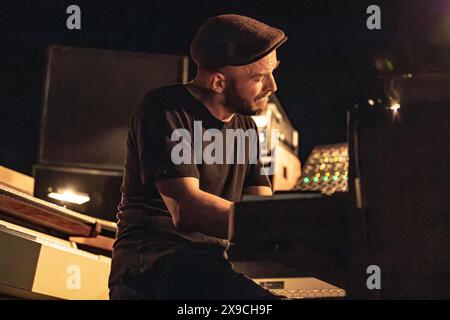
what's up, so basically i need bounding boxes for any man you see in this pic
[109,14,287,299]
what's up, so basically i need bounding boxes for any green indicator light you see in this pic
[313,177,319,182]
[303,177,310,183]
[333,176,338,181]
[343,176,348,180]
[323,176,329,182]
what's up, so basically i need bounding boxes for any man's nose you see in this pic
[266,73,277,93]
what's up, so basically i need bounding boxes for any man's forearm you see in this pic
[180,190,232,239]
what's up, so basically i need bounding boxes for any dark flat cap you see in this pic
[191,14,287,70]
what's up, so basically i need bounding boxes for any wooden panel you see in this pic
[0,194,92,237]
[0,166,34,195]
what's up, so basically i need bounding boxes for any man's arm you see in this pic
[243,186,273,196]
[155,177,232,239]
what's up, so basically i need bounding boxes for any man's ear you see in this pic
[210,73,226,94]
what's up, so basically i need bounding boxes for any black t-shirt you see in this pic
[113,84,270,269]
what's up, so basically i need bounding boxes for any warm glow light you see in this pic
[48,189,90,205]
[390,102,400,113]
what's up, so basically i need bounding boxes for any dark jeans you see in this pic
[109,247,281,300]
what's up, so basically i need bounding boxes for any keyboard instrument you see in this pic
[253,277,346,299]
[0,219,110,299]
[0,184,116,237]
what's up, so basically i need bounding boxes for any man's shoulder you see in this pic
[135,83,193,118]
[132,84,194,129]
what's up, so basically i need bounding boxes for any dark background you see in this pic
[1,0,449,175]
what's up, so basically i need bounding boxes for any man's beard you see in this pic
[223,81,270,116]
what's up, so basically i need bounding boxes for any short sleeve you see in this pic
[133,92,199,184]
[243,118,272,189]
[243,158,272,188]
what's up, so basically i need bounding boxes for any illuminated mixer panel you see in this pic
[295,143,349,195]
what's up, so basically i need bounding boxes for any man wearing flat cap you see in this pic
[109,14,287,299]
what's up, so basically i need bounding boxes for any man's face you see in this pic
[222,50,280,116]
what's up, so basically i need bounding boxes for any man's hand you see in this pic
[155,177,232,239]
